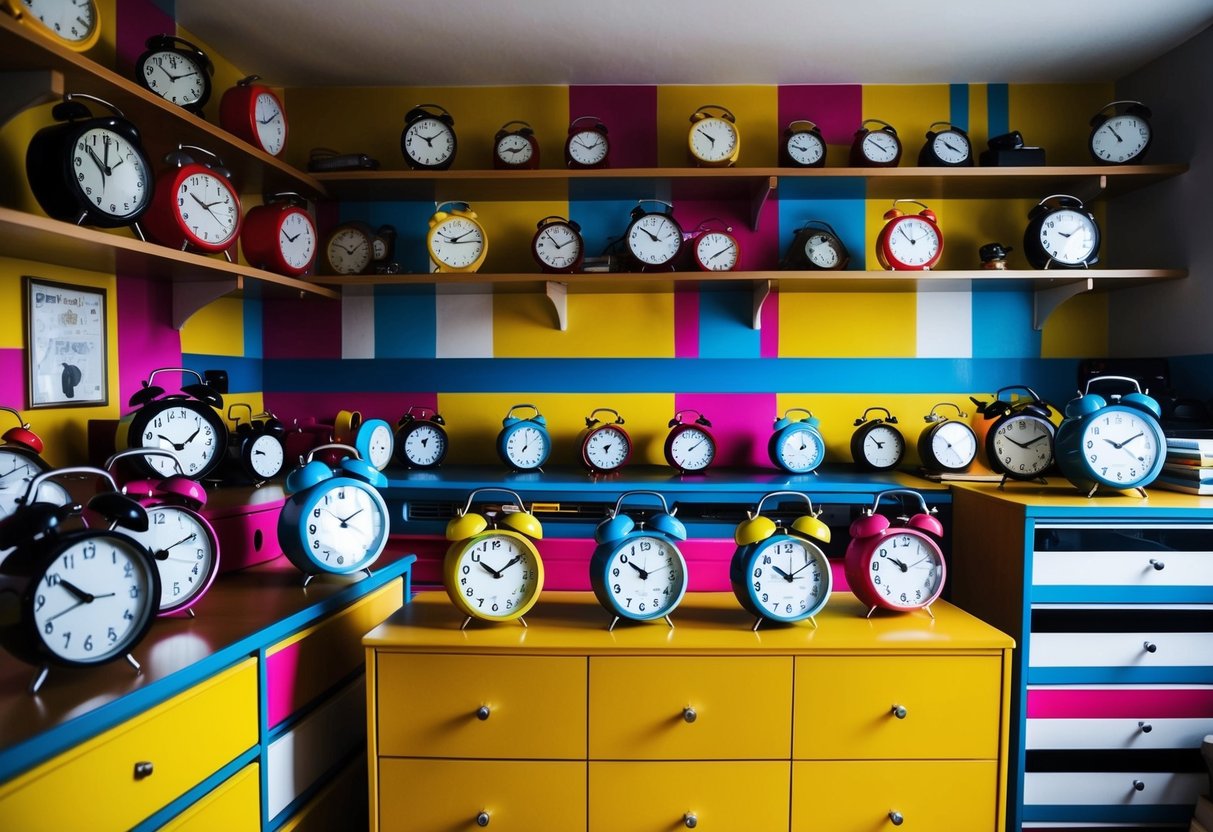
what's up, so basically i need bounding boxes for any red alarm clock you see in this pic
[240,192,317,276]
[844,489,945,617]
[579,408,632,474]
[493,120,540,169]
[0,406,54,522]
[875,199,943,270]
[664,409,716,473]
[219,75,287,156]
[564,116,609,169]
[143,145,241,256]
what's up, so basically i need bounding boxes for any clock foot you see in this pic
[924,604,936,620]
[1086,483,1100,498]
[302,574,316,588]
[362,567,374,578]
[865,605,878,619]
[608,615,621,632]
[997,475,1009,490]
[1135,486,1148,498]
[460,616,473,631]
[665,615,675,630]
[75,210,89,226]
[28,665,49,696]
[753,617,763,632]
[808,615,818,629]
[518,616,528,629]
[125,653,142,674]
[186,608,196,619]
[223,248,234,264]
[132,222,147,242]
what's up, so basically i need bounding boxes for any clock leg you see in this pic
[924,604,936,620]
[665,615,675,630]
[223,249,234,264]
[865,605,879,619]
[302,574,316,588]
[125,653,142,674]
[608,615,621,632]
[752,617,763,632]
[807,615,818,629]
[186,608,196,619]
[1086,483,1100,498]
[460,615,473,631]
[28,664,49,696]
[362,567,374,578]
[997,475,1009,491]
[518,616,528,628]
[132,222,147,242]
[1134,486,1148,498]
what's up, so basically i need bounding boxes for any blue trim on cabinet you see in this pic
[1032,585,1213,604]
[130,746,260,832]
[1021,803,1192,824]
[1027,666,1213,685]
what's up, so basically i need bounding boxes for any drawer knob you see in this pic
[476,810,490,827]
[476,705,491,721]
[891,704,908,720]
[1149,558,1165,571]
[682,707,697,724]
[1144,641,1158,654]
[889,810,905,825]
[1133,779,1146,792]
[133,761,154,780]
[1139,721,1153,733]
[683,812,698,828]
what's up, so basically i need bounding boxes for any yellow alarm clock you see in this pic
[3,0,101,51]
[426,200,488,273]
[688,105,740,167]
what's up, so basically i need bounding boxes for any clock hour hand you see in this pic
[282,230,301,242]
[1108,125,1124,142]
[899,226,915,244]
[478,559,503,579]
[886,557,909,572]
[627,559,649,580]
[85,145,108,180]
[157,433,187,452]
[258,111,281,125]
[696,128,716,145]
[771,564,794,582]
[58,578,95,604]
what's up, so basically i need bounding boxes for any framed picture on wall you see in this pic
[23,277,109,409]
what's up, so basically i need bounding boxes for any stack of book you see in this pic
[1155,437,1213,495]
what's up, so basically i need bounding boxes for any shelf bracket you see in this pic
[172,276,243,330]
[545,280,568,331]
[749,176,777,231]
[0,69,63,126]
[752,279,772,330]
[1033,277,1093,330]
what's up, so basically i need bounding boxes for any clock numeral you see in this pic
[44,572,61,587]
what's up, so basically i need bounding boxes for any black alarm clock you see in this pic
[134,34,214,116]
[1023,194,1100,270]
[114,368,228,481]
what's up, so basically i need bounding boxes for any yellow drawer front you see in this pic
[0,659,258,832]
[589,656,792,760]
[379,758,585,832]
[794,655,1002,759]
[793,759,999,831]
[589,761,789,832]
[160,762,260,832]
[376,654,586,759]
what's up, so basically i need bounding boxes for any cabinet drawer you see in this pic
[794,655,1002,759]
[0,658,257,832]
[160,762,260,832]
[1030,631,1213,669]
[589,761,788,832]
[277,753,366,832]
[1024,770,1205,809]
[589,656,791,760]
[376,654,586,759]
[379,759,585,832]
[793,760,999,831]
[1034,549,1213,590]
[1027,686,1213,750]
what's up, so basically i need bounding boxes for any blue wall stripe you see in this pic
[1028,666,1213,684]
[988,83,1010,138]
[374,284,437,358]
[698,284,760,357]
[949,83,969,132]
[973,290,1040,358]
[340,200,437,275]
[568,197,643,260]
[183,354,263,393]
[242,296,263,359]
[776,183,867,271]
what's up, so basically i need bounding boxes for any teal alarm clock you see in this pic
[278,443,389,584]
[590,490,689,630]
[768,407,826,474]
[353,417,394,471]
[730,491,832,629]
[496,404,551,471]
[1054,375,1165,497]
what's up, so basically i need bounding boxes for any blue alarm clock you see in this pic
[590,490,689,630]
[730,490,833,629]
[1054,375,1165,498]
[278,443,389,585]
[768,407,826,474]
[353,417,395,471]
[496,403,551,471]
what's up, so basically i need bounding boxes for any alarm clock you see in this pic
[278,443,389,583]
[531,215,584,274]
[730,490,832,629]
[401,103,457,170]
[590,490,688,630]
[768,407,826,475]
[394,406,448,469]
[664,409,715,473]
[850,119,902,167]
[443,488,544,628]
[691,218,740,272]
[1089,100,1152,165]
[0,407,68,522]
[783,221,850,271]
[917,402,977,474]
[0,467,157,694]
[564,115,609,169]
[625,200,684,270]
[323,220,376,275]
[134,34,213,116]
[844,489,946,617]
[219,75,287,156]
[1054,375,1165,497]
[223,403,286,483]
[369,224,397,269]
[497,404,551,471]
[427,201,488,273]
[26,93,154,231]
[875,199,943,270]
[143,144,241,256]
[688,104,740,167]
[579,408,632,474]
[780,120,826,168]
[850,407,905,472]
[353,418,394,472]
[918,121,973,167]
[977,385,1056,483]
[2,0,100,51]
[240,192,317,276]
[493,120,539,169]
[114,368,228,481]
[1023,194,1100,270]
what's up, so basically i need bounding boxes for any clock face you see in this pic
[452,532,540,619]
[786,131,824,166]
[931,130,970,164]
[567,129,608,166]
[495,133,533,166]
[668,426,714,471]
[1079,408,1161,487]
[602,535,686,619]
[804,233,843,269]
[503,424,549,470]
[869,531,944,610]
[1038,209,1098,266]
[925,420,976,471]
[138,405,221,477]
[695,232,739,271]
[402,423,447,468]
[251,92,286,155]
[775,427,824,473]
[326,226,371,274]
[404,117,456,168]
[248,433,284,479]
[689,117,738,164]
[748,536,829,621]
[534,222,583,271]
[627,213,682,266]
[372,237,388,260]
[430,216,485,270]
[72,127,151,220]
[1091,114,1150,163]
[278,210,316,270]
[21,0,97,45]
[304,482,386,570]
[176,170,239,247]
[33,535,156,663]
[991,415,1054,478]
[0,451,67,522]
[885,217,941,268]
[860,424,904,470]
[362,423,394,470]
[584,426,630,472]
[126,506,216,612]
[140,50,206,107]
[860,130,899,164]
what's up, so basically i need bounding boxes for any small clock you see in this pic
[401,103,457,171]
[625,200,684,270]
[1054,375,1165,497]
[497,404,551,472]
[768,407,826,475]
[730,490,832,629]
[0,407,68,522]
[493,120,539,169]
[850,407,905,472]
[665,409,715,473]
[224,403,286,484]
[781,120,826,168]
[917,402,977,474]
[850,119,902,167]
[353,418,394,472]
[219,75,287,156]
[115,368,228,481]
[240,192,317,277]
[134,35,213,116]
[688,104,740,167]
[691,218,740,272]
[324,220,376,275]
[918,121,973,167]
[1023,194,1100,270]
[564,116,609,169]
[844,489,946,617]
[2,0,100,51]
[26,93,154,231]
[977,386,1056,483]
[875,199,943,270]
[579,408,632,474]
[532,215,584,274]
[1089,100,1152,165]
[427,200,488,273]
[783,221,850,271]
[590,491,688,630]
[143,144,241,256]
[369,224,397,268]
[394,406,448,470]
[443,488,544,628]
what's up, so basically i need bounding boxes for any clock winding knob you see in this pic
[133,761,154,780]
[891,704,908,719]
[1133,779,1146,792]
[1149,559,1165,571]
[889,810,905,825]
[476,810,491,826]
[682,707,698,724]
[1139,721,1153,733]
[1144,641,1158,654]
[683,812,698,828]
[476,705,491,721]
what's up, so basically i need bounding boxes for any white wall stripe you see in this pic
[916,278,972,357]
[436,288,494,358]
[341,285,376,359]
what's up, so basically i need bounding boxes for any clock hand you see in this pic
[696,128,716,145]
[627,560,649,580]
[418,132,438,146]
[282,230,301,242]
[500,555,522,571]
[636,226,660,243]
[789,560,817,578]
[1108,125,1124,142]
[886,557,909,572]
[336,508,365,526]
[184,426,202,444]
[771,564,794,582]
[85,145,108,181]
[157,433,187,452]
[153,533,198,560]
[1023,435,1048,446]
[58,578,95,604]
[872,438,885,448]
[258,111,281,125]
[708,244,734,261]
[906,557,932,569]
[101,135,111,172]
[899,226,914,243]
[45,598,87,623]
[478,559,504,579]
[942,139,962,153]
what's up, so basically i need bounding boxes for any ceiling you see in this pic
[178,1,1213,88]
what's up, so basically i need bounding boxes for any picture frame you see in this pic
[23,277,109,409]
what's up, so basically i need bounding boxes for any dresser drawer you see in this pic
[793,760,999,831]
[376,654,586,759]
[160,762,260,832]
[0,658,258,832]
[1034,549,1213,590]
[1027,685,1213,749]
[1024,769,1205,810]
[589,656,792,760]
[794,655,1002,759]
[589,761,788,832]
[379,759,585,832]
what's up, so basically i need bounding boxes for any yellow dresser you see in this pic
[365,591,1014,831]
